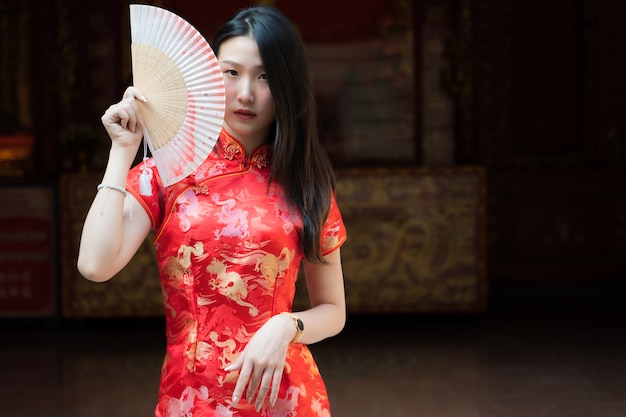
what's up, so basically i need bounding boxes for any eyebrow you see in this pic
[220,60,265,70]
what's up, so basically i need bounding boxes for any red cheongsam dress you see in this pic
[126,129,347,417]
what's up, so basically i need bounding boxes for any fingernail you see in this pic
[232,395,239,406]
[140,94,148,102]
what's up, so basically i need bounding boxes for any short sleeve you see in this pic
[320,191,347,255]
[126,158,164,230]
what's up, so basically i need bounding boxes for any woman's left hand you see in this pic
[225,313,296,411]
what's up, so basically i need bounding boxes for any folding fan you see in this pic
[129,4,225,187]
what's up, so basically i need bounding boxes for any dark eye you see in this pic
[225,69,238,76]
[259,73,268,80]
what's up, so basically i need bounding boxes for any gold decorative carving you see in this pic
[294,166,487,313]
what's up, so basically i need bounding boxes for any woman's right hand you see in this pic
[77,86,153,283]
[101,86,147,150]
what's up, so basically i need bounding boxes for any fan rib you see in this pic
[130,4,225,186]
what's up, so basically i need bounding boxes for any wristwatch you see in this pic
[281,312,304,343]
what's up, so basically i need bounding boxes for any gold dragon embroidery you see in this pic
[254,247,294,286]
[206,259,259,317]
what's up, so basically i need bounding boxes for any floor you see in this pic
[1,310,625,417]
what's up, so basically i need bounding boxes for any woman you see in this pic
[77,5,347,417]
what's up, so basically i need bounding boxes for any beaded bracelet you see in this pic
[97,183,127,196]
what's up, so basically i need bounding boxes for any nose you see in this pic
[237,78,254,104]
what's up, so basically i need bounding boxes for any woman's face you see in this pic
[218,36,276,153]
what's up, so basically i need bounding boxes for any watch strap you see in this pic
[281,312,304,343]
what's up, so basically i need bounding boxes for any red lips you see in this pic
[234,109,256,119]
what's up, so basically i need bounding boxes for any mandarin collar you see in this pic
[218,130,272,169]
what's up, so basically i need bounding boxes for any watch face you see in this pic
[296,318,304,331]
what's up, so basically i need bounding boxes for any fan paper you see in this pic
[129,4,225,187]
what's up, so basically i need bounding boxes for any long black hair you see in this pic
[213,6,335,264]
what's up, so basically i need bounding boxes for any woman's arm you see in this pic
[226,247,346,410]
[295,247,347,343]
[76,87,153,282]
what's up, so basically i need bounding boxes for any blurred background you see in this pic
[1,0,625,416]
